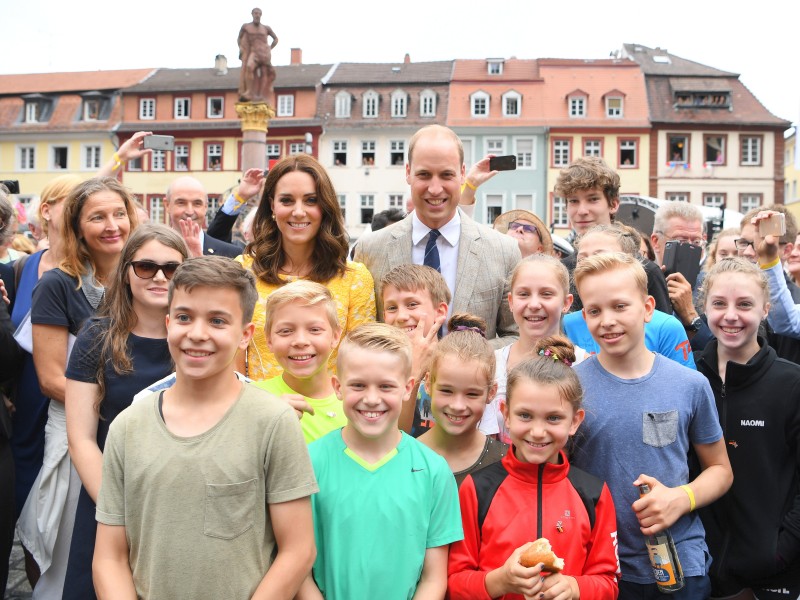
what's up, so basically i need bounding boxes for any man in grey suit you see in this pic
[164,176,241,259]
[354,125,520,348]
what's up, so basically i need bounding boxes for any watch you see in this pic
[685,316,703,332]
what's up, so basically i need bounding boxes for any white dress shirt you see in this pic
[411,210,461,317]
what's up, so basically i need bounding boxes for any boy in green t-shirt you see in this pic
[298,323,463,600]
[255,280,345,443]
[94,257,318,599]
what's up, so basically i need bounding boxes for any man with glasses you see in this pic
[650,201,712,350]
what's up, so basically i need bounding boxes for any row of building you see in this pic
[0,43,792,237]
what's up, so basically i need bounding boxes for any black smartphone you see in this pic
[662,241,702,285]
[489,155,517,171]
[0,180,20,194]
[142,135,175,151]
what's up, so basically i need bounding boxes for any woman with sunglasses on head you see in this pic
[17,177,137,598]
[62,224,187,599]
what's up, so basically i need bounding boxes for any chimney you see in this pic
[404,53,411,64]
[291,48,302,65]
[214,54,228,75]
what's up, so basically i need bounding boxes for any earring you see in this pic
[271,213,276,221]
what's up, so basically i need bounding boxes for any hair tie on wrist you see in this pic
[453,325,485,337]
[538,348,573,367]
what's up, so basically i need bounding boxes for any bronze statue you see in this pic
[238,8,279,103]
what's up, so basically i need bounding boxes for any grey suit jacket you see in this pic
[354,209,521,348]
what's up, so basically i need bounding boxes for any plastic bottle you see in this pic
[639,484,685,592]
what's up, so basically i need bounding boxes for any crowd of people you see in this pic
[0,123,798,600]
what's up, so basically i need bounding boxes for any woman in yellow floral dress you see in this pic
[237,154,375,379]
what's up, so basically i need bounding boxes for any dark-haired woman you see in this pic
[237,154,375,380]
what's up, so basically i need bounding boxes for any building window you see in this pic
[741,136,762,166]
[552,197,569,227]
[19,146,35,170]
[515,138,533,169]
[420,89,436,117]
[553,139,571,167]
[277,94,294,117]
[391,90,407,118]
[515,194,534,212]
[487,60,503,75]
[388,194,404,209]
[668,134,690,164]
[127,156,142,171]
[335,92,351,118]
[338,195,347,220]
[740,193,762,213]
[462,138,474,170]
[486,138,505,156]
[486,194,503,225]
[139,98,155,120]
[289,142,304,155]
[206,143,222,170]
[333,141,347,166]
[619,139,637,168]
[174,97,191,119]
[151,150,166,172]
[583,139,602,157]
[390,141,405,166]
[266,143,280,161]
[360,195,374,224]
[83,99,101,121]
[148,195,165,225]
[207,97,224,118]
[503,91,521,117]
[83,145,101,170]
[361,141,376,166]
[24,101,40,123]
[569,96,586,117]
[471,92,490,117]
[704,135,726,165]
[666,192,690,203]
[175,143,190,171]
[703,193,726,208]
[606,97,623,118]
[52,146,68,170]
[206,195,221,227]
[363,91,379,118]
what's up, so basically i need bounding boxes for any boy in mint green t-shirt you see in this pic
[254,280,346,443]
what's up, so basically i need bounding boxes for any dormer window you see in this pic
[25,101,40,123]
[567,91,588,118]
[81,92,110,121]
[335,91,352,118]
[391,90,408,118]
[487,59,504,75]
[471,91,490,118]
[363,90,379,118]
[502,91,521,117]
[419,89,437,117]
[21,94,52,124]
[674,91,731,109]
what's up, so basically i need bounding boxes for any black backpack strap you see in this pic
[472,461,509,534]
[566,466,604,529]
[13,252,30,291]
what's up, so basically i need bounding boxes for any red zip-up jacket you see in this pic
[448,449,619,599]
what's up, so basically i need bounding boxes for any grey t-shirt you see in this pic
[97,382,318,599]
[572,354,722,584]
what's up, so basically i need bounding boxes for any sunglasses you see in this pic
[130,260,181,280]
[508,221,539,236]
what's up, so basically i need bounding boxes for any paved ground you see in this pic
[5,534,32,599]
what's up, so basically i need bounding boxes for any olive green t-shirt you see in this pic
[97,382,318,599]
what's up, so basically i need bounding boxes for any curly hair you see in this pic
[554,157,620,207]
[246,154,349,285]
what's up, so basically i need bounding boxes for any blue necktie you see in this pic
[423,229,441,272]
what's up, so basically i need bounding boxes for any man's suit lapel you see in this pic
[387,217,414,270]
[452,214,481,313]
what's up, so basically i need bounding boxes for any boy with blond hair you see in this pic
[94,257,318,599]
[255,280,345,443]
[571,252,732,599]
[299,323,462,600]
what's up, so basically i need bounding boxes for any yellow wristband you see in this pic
[233,191,247,207]
[464,179,477,191]
[680,485,696,512]
[112,152,122,171]
[760,257,781,270]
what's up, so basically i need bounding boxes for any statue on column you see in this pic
[238,8,279,104]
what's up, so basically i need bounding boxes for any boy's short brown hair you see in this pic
[554,157,620,208]
[573,252,648,298]
[265,280,340,335]
[168,256,259,323]
[379,264,452,307]
[336,322,412,379]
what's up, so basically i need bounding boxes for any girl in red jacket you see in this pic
[448,336,619,600]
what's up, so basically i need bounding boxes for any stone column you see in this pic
[235,102,276,173]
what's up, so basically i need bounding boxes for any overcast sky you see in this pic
[4,0,798,128]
